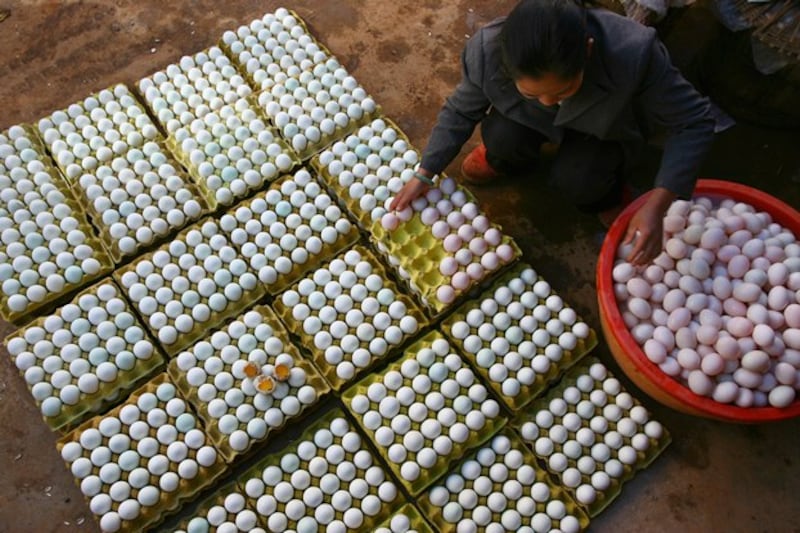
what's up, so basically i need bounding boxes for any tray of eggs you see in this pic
[37,84,211,262]
[113,218,265,356]
[256,59,381,161]
[418,430,590,533]
[238,409,403,532]
[5,279,164,432]
[57,373,225,533]
[170,482,262,533]
[0,124,113,323]
[138,47,299,208]
[371,175,521,315]
[514,358,671,516]
[373,503,435,533]
[220,8,333,94]
[273,244,426,390]
[168,305,331,462]
[311,117,431,232]
[442,263,598,411]
[217,168,359,295]
[342,330,507,496]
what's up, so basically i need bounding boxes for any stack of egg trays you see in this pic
[512,357,671,517]
[138,46,300,208]
[418,429,590,533]
[113,217,265,356]
[342,330,507,496]
[167,304,331,462]
[441,262,598,412]
[256,58,382,160]
[217,167,359,296]
[169,482,263,533]
[272,243,427,391]
[4,278,164,432]
[36,84,211,263]
[0,125,113,323]
[56,373,226,533]
[238,408,404,532]
[310,117,426,231]
[373,503,435,533]
[219,7,333,93]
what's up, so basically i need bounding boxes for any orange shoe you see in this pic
[460,144,502,185]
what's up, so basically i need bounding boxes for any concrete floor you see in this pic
[1,1,799,532]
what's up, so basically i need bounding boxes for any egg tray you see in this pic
[217,168,360,296]
[273,243,428,391]
[168,482,263,533]
[238,408,404,532]
[219,8,334,93]
[0,125,114,324]
[56,373,227,533]
[342,330,508,496]
[113,217,266,356]
[5,277,166,432]
[373,503,435,533]
[512,357,671,517]
[167,304,331,463]
[418,428,590,533]
[442,262,598,412]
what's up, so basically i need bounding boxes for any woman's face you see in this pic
[514,70,584,107]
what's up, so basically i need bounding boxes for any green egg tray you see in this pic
[342,330,507,496]
[511,357,672,517]
[57,373,226,533]
[418,427,591,533]
[373,502,435,533]
[168,482,262,533]
[218,169,360,295]
[113,217,266,356]
[168,304,331,462]
[5,277,165,432]
[238,408,404,532]
[442,262,598,412]
[273,243,427,391]
[0,125,114,324]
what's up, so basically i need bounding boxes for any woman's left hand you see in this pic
[623,187,676,266]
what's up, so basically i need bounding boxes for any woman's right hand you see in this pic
[389,177,430,211]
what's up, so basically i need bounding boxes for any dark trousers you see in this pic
[481,107,628,213]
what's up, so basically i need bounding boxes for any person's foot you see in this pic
[461,144,502,185]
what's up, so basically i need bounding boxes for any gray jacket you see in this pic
[420,9,715,198]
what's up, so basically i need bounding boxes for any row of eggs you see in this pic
[177,491,260,533]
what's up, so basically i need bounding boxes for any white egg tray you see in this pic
[218,168,359,295]
[442,263,598,411]
[256,60,381,160]
[373,503,435,533]
[113,218,265,356]
[311,117,429,230]
[168,305,330,462]
[57,373,225,533]
[220,8,333,92]
[0,125,113,323]
[343,330,507,496]
[514,358,671,517]
[239,409,403,532]
[419,430,590,533]
[37,84,211,262]
[273,244,427,390]
[171,482,263,533]
[370,175,521,315]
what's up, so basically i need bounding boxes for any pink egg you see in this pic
[466,263,484,280]
[455,248,473,266]
[431,220,450,239]
[437,285,456,304]
[496,243,514,262]
[460,202,479,220]
[469,237,488,256]
[457,224,476,242]
[381,213,399,231]
[439,258,459,277]
[483,228,502,247]
[396,207,413,222]
[425,188,443,203]
[451,271,470,290]
[446,211,465,228]
[420,207,440,226]
[411,196,429,212]
[443,234,463,253]
[436,199,453,216]
[785,304,800,328]
[471,215,490,233]
[481,252,499,271]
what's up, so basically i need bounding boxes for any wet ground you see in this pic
[1,1,799,532]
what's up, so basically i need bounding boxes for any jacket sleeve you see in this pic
[634,37,715,199]
[419,34,492,175]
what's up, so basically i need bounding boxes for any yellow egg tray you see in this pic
[0,125,114,324]
[238,408,405,532]
[273,243,427,391]
[373,503,435,533]
[56,373,226,533]
[342,330,508,496]
[167,305,331,463]
[169,482,262,533]
[113,217,266,356]
[442,262,598,412]
[217,168,360,295]
[418,428,591,533]
[511,357,672,517]
[5,278,165,432]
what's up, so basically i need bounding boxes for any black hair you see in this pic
[500,0,590,81]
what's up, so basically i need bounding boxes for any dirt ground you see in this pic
[1,1,799,532]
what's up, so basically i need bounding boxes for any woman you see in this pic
[390,0,715,265]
